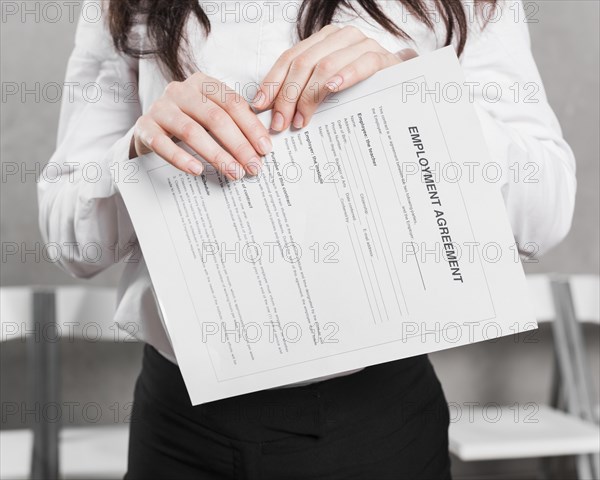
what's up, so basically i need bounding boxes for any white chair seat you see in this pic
[0,288,32,342]
[60,425,129,479]
[450,405,600,461]
[0,429,33,480]
[569,275,600,324]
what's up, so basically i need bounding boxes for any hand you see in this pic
[252,25,418,132]
[132,72,273,180]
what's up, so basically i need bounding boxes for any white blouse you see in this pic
[38,0,576,372]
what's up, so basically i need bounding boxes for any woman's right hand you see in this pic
[131,72,273,181]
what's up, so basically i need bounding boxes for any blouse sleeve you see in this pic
[460,0,576,257]
[37,0,142,278]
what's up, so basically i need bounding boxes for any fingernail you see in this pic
[325,75,343,91]
[246,157,262,176]
[292,111,304,129]
[271,111,285,131]
[258,136,273,155]
[253,90,266,108]
[397,48,418,61]
[189,161,203,176]
[227,163,245,181]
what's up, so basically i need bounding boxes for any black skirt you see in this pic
[125,344,451,480]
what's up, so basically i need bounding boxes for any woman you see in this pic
[38,0,576,478]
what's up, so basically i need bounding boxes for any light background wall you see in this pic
[1,1,599,284]
[1,1,599,478]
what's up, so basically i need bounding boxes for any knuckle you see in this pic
[135,120,149,137]
[164,81,183,96]
[274,92,293,111]
[342,25,363,38]
[277,84,299,104]
[245,118,265,136]
[279,49,296,64]
[298,90,316,110]
[190,71,206,82]
[322,24,340,34]
[205,107,229,128]
[147,100,163,117]
[134,115,148,131]
[192,72,215,93]
[364,51,381,66]
[179,121,198,142]
[363,37,380,51]
[375,52,388,68]
[272,97,285,114]
[232,141,251,159]
[291,54,311,70]
[212,149,231,170]
[145,137,155,151]
[200,79,221,97]
[224,93,246,113]
[134,120,151,147]
[169,148,182,166]
[163,133,175,148]
[148,99,175,122]
[315,57,336,75]
[343,64,358,80]
[147,132,166,152]
[386,51,400,64]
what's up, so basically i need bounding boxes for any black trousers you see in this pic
[125,344,451,480]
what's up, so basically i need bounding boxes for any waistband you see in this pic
[138,343,436,443]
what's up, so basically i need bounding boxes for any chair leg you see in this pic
[539,456,554,480]
[549,351,562,410]
[575,455,594,480]
[539,354,562,479]
[551,279,599,480]
[29,290,60,480]
[550,280,582,415]
[560,283,600,480]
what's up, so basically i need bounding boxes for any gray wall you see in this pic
[525,0,600,275]
[1,2,598,478]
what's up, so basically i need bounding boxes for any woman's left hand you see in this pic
[252,25,418,132]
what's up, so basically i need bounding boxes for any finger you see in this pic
[325,48,419,94]
[269,26,368,131]
[134,117,204,176]
[165,80,258,176]
[323,51,399,96]
[252,24,341,111]
[294,38,388,127]
[195,77,273,158]
[152,102,246,181]
[192,101,262,177]
[167,84,261,177]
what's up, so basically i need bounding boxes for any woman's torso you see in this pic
[119,0,453,366]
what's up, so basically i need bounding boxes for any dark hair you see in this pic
[108,0,497,81]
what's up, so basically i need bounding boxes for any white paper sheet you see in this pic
[116,47,537,405]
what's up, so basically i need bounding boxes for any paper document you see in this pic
[116,47,537,405]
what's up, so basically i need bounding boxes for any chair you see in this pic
[448,274,600,479]
[59,425,129,479]
[550,275,600,479]
[0,286,131,480]
[0,430,34,480]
